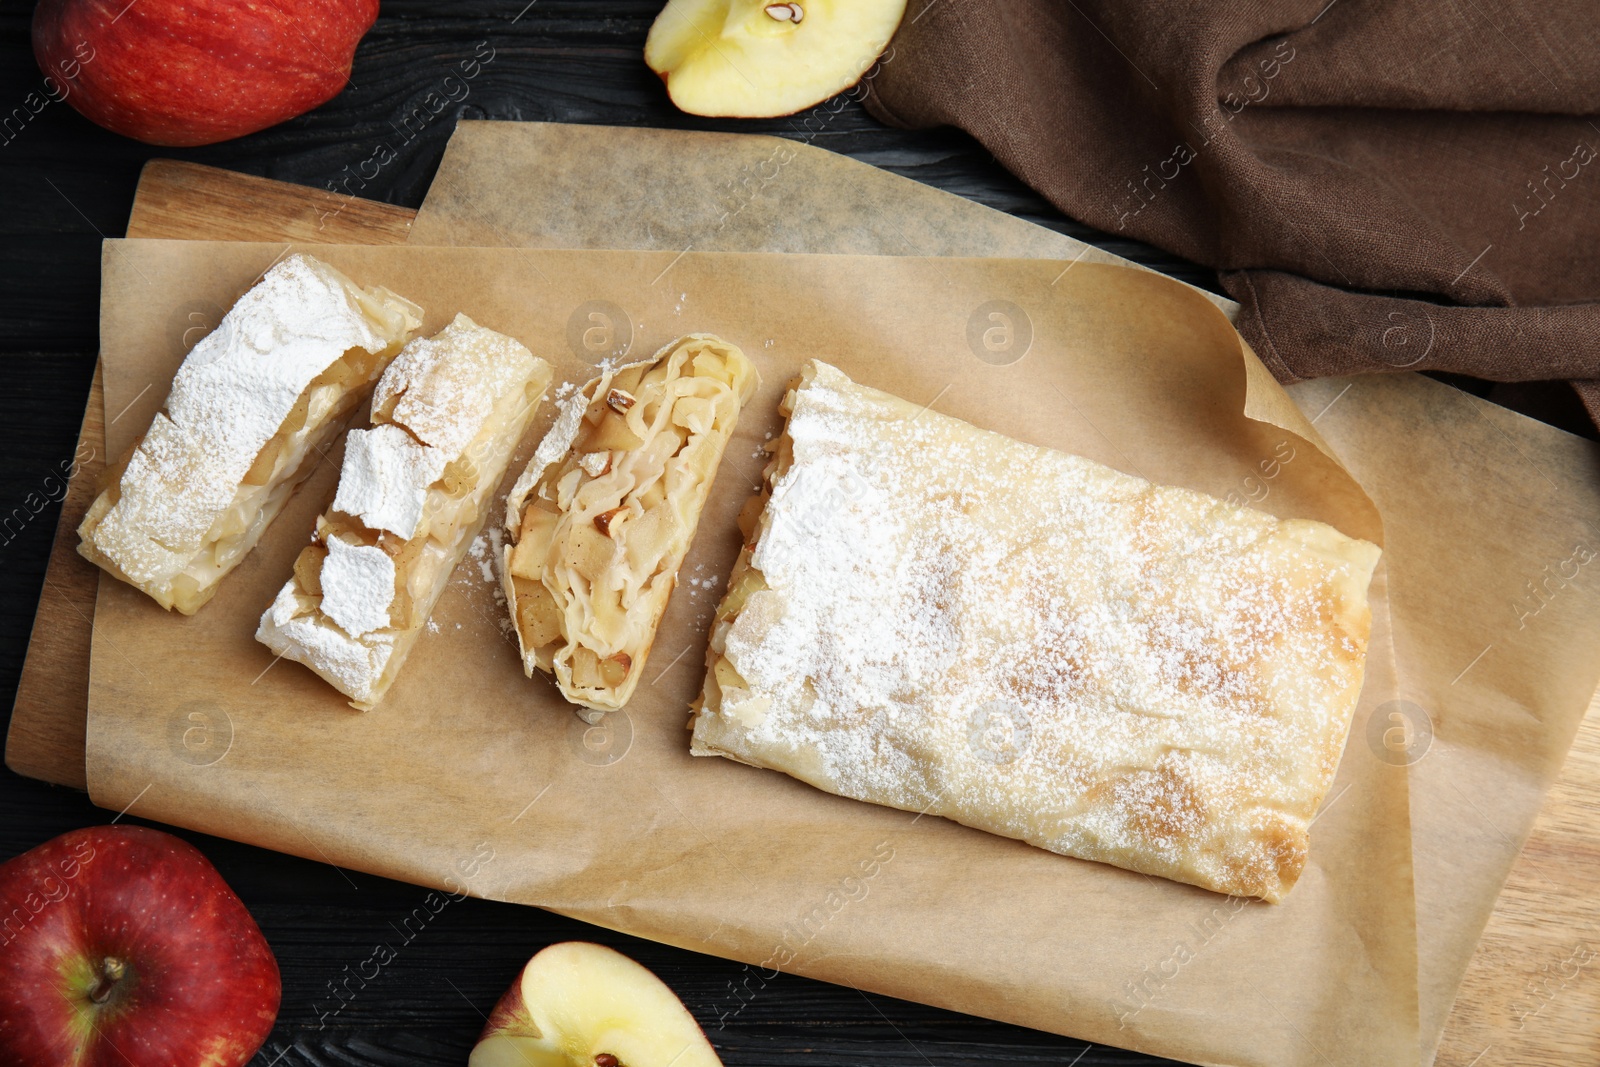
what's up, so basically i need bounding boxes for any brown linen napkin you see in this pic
[863,0,1600,426]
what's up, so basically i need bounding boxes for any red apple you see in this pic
[0,825,280,1067]
[32,0,378,146]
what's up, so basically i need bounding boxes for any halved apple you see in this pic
[469,942,723,1067]
[645,0,908,118]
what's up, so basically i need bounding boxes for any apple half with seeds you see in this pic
[469,942,723,1067]
[645,0,908,118]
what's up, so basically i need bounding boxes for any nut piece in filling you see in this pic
[501,333,758,721]
[78,253,423,614]
[257,313,552,710]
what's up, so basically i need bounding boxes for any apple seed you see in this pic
[763,3,803,23]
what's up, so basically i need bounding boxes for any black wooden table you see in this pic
[0,3,1258,1064]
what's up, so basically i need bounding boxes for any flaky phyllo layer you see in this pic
[693,360,1381,903]
[502,334,757,719]
[257,314,552,710]
[79,254,422,613]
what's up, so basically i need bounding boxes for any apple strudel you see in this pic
[502,334,758,719]
[78,253,423,614]
[692,360,1381,902]
[257,314,552,710]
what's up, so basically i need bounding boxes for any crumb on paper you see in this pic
[466,527,504,584]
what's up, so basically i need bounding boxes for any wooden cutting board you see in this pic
[5,160,1595,1067]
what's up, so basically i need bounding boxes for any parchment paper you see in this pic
[1293,374,1600,1061]
[90,239,1413,1067]
[409,121,1237,314]
[408,122,1600,1064]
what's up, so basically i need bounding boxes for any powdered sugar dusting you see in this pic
[375,313,527,455]
[334,424,449,539]
[258,585,396,706]
[702,361,1380,901]
[318,537,396,637]
[468,526,503,584]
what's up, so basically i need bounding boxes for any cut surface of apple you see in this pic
[470,942,722,1067]
[645,0,907,118]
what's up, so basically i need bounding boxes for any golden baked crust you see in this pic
[692,360,1380,902]
[502,334,758,719]
[77,253,422,613]
[257,314,552,710]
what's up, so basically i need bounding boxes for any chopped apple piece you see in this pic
[583,412,645,452]
[293,543,328,597]
[638,480,668,512]
[600,652,632,688]
[591,586,629,647]
[623,504,674,574]
[242,435,284,486]
[645,0,908,118]
[439,456,479,497]
[514,579,564,648]
[469,942,722,1067]
[571,645,603,689]
[510,507,560,579]
[566,523,617,581]
[718,564,768,619]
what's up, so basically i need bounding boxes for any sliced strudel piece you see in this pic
[502,334,758,719]
[257,314,552,710]
[692,360,1381,903]
[78,253,423,614]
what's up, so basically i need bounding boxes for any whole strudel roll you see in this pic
[692,360,1381,903]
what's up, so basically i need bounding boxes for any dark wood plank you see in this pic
[3,360,101,788]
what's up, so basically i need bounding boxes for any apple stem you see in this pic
[88,957,127,1004]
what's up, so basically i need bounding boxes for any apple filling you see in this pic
[77,254,423,614]
[502,334,758,718]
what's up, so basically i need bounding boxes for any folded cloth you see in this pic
[863,0,1600,429]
